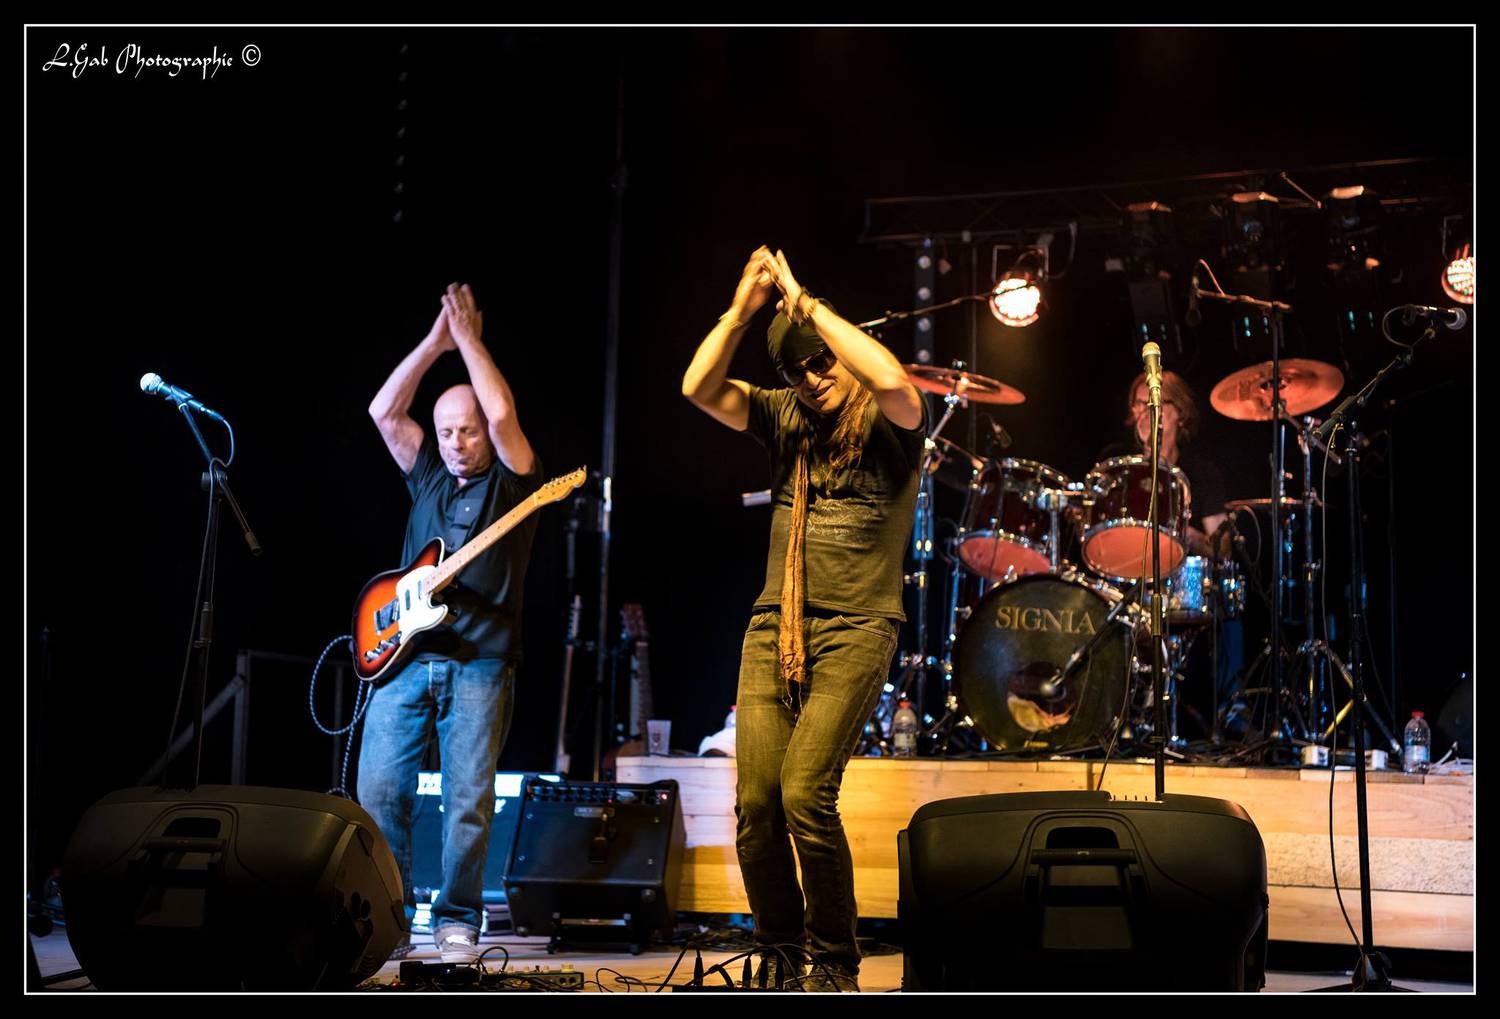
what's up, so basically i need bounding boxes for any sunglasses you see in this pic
[779,348,838,387]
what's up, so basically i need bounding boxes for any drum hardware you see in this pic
[1199,270,1341,755]
[867,362,1028,756]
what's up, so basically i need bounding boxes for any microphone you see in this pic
[139,373,226,421]
[1400,305,1468,331]
[1141,341,1163,407]
[1185,275,1202,328]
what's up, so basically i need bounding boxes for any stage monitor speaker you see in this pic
[62,785,404,991]
[503,778,684,952]
[898,790,1268,992]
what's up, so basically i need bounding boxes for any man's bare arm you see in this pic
[761,250,923,430]
[443,283,536,476]
[369,307,452,474]
[682,245,776,431]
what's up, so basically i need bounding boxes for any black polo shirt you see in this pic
[401,435,542,663]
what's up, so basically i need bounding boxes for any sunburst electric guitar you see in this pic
[351,467,586,682]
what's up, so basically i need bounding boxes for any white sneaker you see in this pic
[433,925,480,965]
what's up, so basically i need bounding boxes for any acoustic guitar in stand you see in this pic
[350,467,587,683]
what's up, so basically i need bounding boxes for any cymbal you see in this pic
[904,364,1025,405]
[1225,496,1323,512]
[1210,359,1344,420]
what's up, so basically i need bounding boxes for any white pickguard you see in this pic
[395,563,451,642]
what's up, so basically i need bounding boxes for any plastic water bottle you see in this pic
[892,699,918,757]
[1402,711,1431,774]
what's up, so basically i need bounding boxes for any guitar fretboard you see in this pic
[426,493,540,594]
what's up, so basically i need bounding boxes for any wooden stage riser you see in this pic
[619,758,1474,952]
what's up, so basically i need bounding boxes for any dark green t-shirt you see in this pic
[746,386,927,620]
[401,435,542,662]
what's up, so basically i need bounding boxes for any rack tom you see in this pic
[957,458,1072,581]
[1082,455,1192,582]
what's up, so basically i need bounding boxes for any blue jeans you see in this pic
[357,657,515,934]
[734,610,898,974]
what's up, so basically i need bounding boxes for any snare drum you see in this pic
[957,458,1072,581]
[1082,456,1192,582]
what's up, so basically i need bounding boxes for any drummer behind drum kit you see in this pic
[874,353,1348,758]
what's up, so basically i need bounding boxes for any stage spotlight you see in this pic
[1443,243,1474,304]
[1324,185,1384,273]
[989,249,1045,327]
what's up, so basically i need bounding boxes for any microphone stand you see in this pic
[173,403,260,790]
[1148,396,1166,800]
[1312,320,1432,994]
[856,292,988,331]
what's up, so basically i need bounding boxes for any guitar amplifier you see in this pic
[503,779,684,952]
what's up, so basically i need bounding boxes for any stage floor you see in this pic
[31,929,1473,993]
[618,756,1475,953]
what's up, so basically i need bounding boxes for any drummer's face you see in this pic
[1132,382,1180,450]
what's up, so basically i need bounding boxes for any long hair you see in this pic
[791,379,875,472]
[1123,370,1200,444]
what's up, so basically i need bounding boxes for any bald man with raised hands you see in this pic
[361,283,541,964]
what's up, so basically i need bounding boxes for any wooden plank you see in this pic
[1266,886,1473,952]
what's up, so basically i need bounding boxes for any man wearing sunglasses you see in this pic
[682,246,926,991]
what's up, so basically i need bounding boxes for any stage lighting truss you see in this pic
[990,246,1047,327]
[1324,184,1385,275]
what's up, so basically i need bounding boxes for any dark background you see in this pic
[26,27,1474,881]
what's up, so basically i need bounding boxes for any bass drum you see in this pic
[953,574,1136,752]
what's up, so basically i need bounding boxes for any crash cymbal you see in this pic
[1210,358,1344,420]
[904,364,1025,405]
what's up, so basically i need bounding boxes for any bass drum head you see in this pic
[953,574,1133,752]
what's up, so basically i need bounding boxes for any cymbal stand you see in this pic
[898,381,969,733]
[1191,279,1299,748]
[1280,412,1348,744]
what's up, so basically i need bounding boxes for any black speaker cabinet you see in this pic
[503,779,684,952]
[899,790,1268,992]
[62,785,404,990]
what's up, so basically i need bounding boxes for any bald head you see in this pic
[433,384,495,479]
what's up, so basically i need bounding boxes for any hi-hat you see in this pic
[1211,359,1344,420]
[904,365,1025,405]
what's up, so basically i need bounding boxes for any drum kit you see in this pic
[871,353,1353,759]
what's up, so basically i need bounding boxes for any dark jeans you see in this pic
[357,656,515,934]
[734,609,898,974]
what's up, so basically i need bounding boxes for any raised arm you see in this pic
[682,245,777,431]
[761,250,923,430]
[369,307,453,474]
[443,283,536,476]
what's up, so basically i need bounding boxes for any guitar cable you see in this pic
[308,634,371,798]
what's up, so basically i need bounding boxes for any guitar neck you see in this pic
[427,493,539,594]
